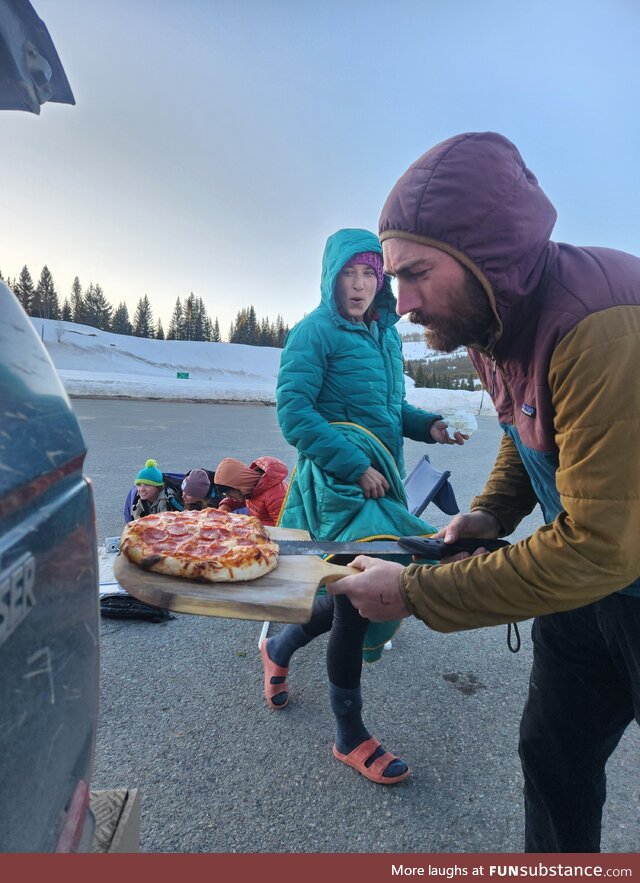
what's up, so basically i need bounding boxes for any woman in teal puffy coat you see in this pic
[262,228,464,784]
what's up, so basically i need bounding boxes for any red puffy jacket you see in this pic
[219,456,288,526]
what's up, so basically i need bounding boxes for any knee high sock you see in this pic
[328,594,408,777]
[327,594,370,753]
[329,683,408,777]
[267,592,335,668]
[329,683,369,754]
[267,624,313,668]
[326,592,368,688]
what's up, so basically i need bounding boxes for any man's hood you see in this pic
[320,228,399,329]
[378,132,557,335]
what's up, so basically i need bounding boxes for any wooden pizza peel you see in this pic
[112,526,357,624]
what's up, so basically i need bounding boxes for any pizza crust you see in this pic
[120,509,279,583]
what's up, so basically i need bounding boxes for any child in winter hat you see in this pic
[135,459,164,487]
[182,468,214,508]
[215,456,288,526]
[182,468,212,500]
[131,458,166,519]
[215,458,262,499]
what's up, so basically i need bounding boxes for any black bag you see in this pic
[100,592,175,623]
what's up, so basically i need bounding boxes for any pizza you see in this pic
[120,508,279,582]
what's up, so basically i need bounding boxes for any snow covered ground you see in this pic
[34,318,496,417]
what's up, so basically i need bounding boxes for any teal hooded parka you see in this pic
[276,228,442,661]
[276,228,440,486]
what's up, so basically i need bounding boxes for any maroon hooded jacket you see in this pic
[379,131,640,630]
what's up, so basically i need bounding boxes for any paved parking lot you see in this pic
[77,399,639,853]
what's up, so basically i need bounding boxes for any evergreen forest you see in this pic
[2,265,290,347]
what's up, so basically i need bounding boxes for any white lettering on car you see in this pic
[0,552,36,647]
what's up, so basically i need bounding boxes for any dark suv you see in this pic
[0,0,99,852]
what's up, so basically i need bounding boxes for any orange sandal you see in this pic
[332,736,410,784]
[259,638,289,709]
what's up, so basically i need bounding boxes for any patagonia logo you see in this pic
[521,402,536,418]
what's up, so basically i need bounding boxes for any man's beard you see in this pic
[409,269,495,352]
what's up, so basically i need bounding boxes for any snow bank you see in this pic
[34,318,496,415]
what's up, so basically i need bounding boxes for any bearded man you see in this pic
[330,132,640,853]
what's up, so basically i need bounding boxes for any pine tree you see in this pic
[246,306,259,345]
[211,317,221,342]
[195,297,209,342]
[190,294,206,341]
[34,266,60,320]
[167,297,184,340]
[84,282,113,330]
[258,317,272,346]
[155,319,165,340]
[228,308,291,347]
[112,302,133,335]
[181,293,194,340]
[15,265,35,313]
[275,314,289,348]
[228,308,244,343]
[181,292,208,340]
[70,276,85,324]
[133,294,154,337]
[61,298,73,321]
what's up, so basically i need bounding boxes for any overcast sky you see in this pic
[3,0,640,335]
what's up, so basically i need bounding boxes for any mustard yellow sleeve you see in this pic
[401,307,640,632]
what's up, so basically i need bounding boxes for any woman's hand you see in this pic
[357,466,390,499]
[429,419,468,446]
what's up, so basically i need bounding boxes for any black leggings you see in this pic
[301,592,369,690]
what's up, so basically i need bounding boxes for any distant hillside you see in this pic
[33,317,496,414]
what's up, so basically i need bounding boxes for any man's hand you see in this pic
[432,510,502,562]
[357,466,390,499]
[429,419,468,446]
[326,556,410,622]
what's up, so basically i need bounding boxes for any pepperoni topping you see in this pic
[165,524,191,536]
[201,545,228,558]
[142,527,170,543]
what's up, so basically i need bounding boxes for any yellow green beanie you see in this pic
[135,459,164,487]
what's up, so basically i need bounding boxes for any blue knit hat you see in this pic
[135,458,164,487]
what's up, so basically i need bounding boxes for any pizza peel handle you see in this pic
[315,561,359,585]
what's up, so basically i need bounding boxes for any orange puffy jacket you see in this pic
[219,456,288,526]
